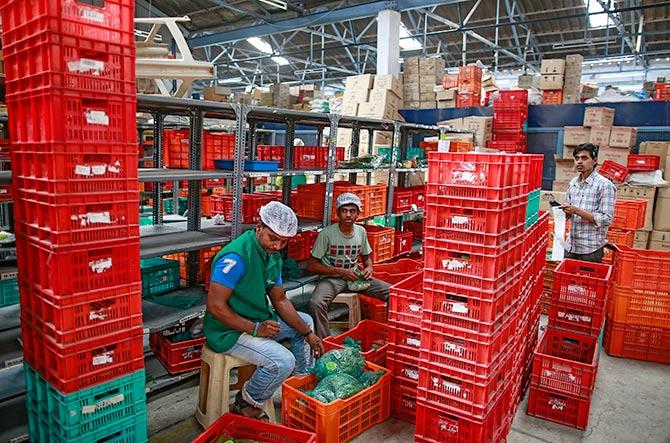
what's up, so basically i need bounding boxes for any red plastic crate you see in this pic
[603,319,670,364]
[392,188,413,213]
[391,385,418,424]
[358,294,387,323]
[14,189,139,246]
[202,132,235,169]
[374,257,421,283]
[388,321,422,358]
[425,196,527,236]
[493,110,527,131]
[527,384,591,430]
[388,271,423,327]
[257,144,285,168]
[552,259,612,310]
[163,129,190,168]
[16,236,140,297]
[458,82,481,95]
[415,385,511,443]
[322,320,388,366]
[442,74,459,89]
[150,331,205,375]
[19,283,142,346]
[424,217,524,248]
[193,413,316,443]
[598,160,629,183]
[386,351,420,391]
[492,130,527,144]
[281,361,390,443]
[613,245,670,293]
[654,84,670,100]
[608,287,670,328]
[627,154,660,172]
[547,299,605,337]
[287,230,318,261]
[1,0,135,46]
[458,66,482,84]
[403,219,424,241]
[530,329,599,397]
[612,199,647,230]
[7,88,136,144]
[529,154,544,189]
[21,320,144,394]
[487,140,526,153]
[393,230,413,257]
[210,193,277,223]
[407,185,425,208]
[293,146,344,169]
[295,182,369,221]
[366,184,387,218]
[457,93,481,108]
[542,90,563,105]
[496,90,528,104]
[364,224,395,263]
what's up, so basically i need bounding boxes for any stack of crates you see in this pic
[526,156,543,228]
[489,90,529,153]
[163,129,235,169]
[1,1,147,440]
[456,66,482,108]
[527,259,611,430]
[400,152,547,441]
[604,246,670,364]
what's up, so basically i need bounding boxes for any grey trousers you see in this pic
[565,246,604,263]
[309,277,391,338]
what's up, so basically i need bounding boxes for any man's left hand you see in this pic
[306,332,324,358]
[560,204,578,216]
[361,266,373,280]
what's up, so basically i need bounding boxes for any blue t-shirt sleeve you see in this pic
[275,273,282,288]
[211,253,245,289]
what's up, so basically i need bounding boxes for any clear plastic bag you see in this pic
[310,347,365,380]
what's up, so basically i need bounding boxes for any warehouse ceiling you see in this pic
[136,0,670,87]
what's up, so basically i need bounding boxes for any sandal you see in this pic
[232,391,270,422]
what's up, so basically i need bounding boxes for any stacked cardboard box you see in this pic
[562,54,583,104]
[652,187,670,250]
[553,157,576,191]
[518,74,537,89]
[463,116,493,147]
[270,83,291,108]
[342,74,374,116]
[539,59,565,91]
[640,141,670,178]
[435,88,456,108]
[403,56,444,109]
[359,74,403,120]
[203,85,232,102]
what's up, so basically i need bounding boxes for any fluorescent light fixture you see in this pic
[271,56,290,65]
[598,72,644,80]
[399,23,422,51]
[584,0,617,29]
[258,0,287,10]
[584,55,636,65]
[247,37,289,65]
[218,77,243,84]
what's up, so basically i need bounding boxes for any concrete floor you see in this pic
[148,346,670,443]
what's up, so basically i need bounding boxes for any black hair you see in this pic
[573,143,599,160]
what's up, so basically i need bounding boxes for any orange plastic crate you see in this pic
[603,229,634,263]
[612,199,647,230]
[603,319,670,364]
[365,184,388,218]
[358,294,388,323]
[612,245,670,293]
[542,90,563,105]
[608,287,670,328]
[193,413,316,443]
[287,230,318,261]
[281,361,391,443]
[364,225,395,263]
[295,182,369,221]
[322,320,389,366]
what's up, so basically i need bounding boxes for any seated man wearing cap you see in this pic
[204,201,323,420]
[306,192,391,338]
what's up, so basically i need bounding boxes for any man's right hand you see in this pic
[257,320,280,337]
[339,268,358,281]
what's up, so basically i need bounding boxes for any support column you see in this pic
[376,9,401,77]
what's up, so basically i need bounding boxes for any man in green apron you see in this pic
[204,201,323,420]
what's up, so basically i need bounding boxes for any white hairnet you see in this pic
[336,192,362,210]
[259,201,298,237]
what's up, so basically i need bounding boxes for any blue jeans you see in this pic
[226,311,314,408]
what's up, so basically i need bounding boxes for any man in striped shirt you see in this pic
[561,143,616,263]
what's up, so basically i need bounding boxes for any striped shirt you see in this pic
[565,170,617,254]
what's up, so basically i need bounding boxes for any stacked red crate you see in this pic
[3,0,146,438]
[413,152,547,441]
[163,129,235,169]
[654,83,670,101]
[489,90,529,153]
[456,66,482,108]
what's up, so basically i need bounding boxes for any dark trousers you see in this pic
[564,246,605,263]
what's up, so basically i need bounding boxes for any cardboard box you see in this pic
[649,230,670,250]
[420,92,437,101]
[634,230,650,249]
[343,87,370,104]
[618,185,657,231]
[518,74,536,89]
[564,126,591,146]
[562,93,581,105]
[540,74,564,90]
[565,54,584,70]
[555,157,576,182]
[373,74,402,98]
[358,101,397,120]
[639,141,670,157]
[436,89,456,101]
[438,118,464,130]
[658,187,670,199]
[368,89,403,109]
[609,127,638,148]
[540,191,567,212]
[589,126,611,147]
[598,146,630,167]
[654,195,670,231]
[552,180,571,192]
[341,101,359,116]
[583,107,615,127]
[541,59,566,75]
[203,86,231,102]
[563,145,576,159]
[345,74,374,90]
[436,100,456,109]
[463,116,493,147]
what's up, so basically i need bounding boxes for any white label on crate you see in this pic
[67,58,105,75]
[404,368,419,380]
[80,7,105,23]
[92,352,114,366]
[440,380,462,394]
[107,161,121,174]
[450,216,470,225]
[406,337,421,348]
[92,164,110,175]
[89,258,113,273]
[557,311,591,323]
[85,110,109,126]
[450,302,468,314]
[89,309,108,321]
[408,303,421,313]
[76,165,93,176]
[549,398,566,411]
[444,341,464,355]
[87,212,112,224]
[453,170,478,184]
[443,259,466,271]
[95,394,125,410]
[636,159,645,164]
[438,419,458,433]
[437,140,450,152]
[567,284,586,296]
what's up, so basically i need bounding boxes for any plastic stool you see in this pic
[328,292,361,330]
[196,344,277,427]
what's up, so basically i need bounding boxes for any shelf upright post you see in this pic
[349,122,360,184]
[186,109,204,287]
[386,121,402,226]
[323,113,341,226]
[247,118,257,194]
[315,124,325,183]
[231,104,249,240]
[282,119,296,206]
[152,112,165,226]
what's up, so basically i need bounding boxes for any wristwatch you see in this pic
[301,330,313,337]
